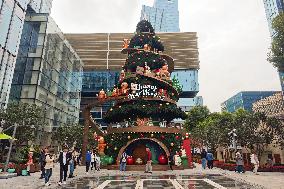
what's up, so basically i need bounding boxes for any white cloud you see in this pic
[51,0,281,112]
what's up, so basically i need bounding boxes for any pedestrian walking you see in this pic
[206,151,214,169]
[119,151,127,171]
[250,151,259,175]
[39,148,47,179]
[91,150,95,171]
[145,148,152,173]
[95,153,101,171]
[169,150,175,171]
[235,150,244,173]
[44,148,55,186]
[201,149,207,169]
[58,146,71,186]
[68,150,76,178]
[85,149,92,173]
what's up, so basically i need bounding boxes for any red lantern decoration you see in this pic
[127,156,134,165]
[158,154,168,165]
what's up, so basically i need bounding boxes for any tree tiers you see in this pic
[103,100,186,124]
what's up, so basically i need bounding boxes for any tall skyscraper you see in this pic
[141,0,180,32]
[263,0,284,92]
[263,0,284,36]
[141,0,202,112]
[0,0,52,108]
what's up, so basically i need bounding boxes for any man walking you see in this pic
[39,148,47,179]
[58,146,71,186]
[85,149,92,173]
[145,148,152,173]
[119,151,127,171]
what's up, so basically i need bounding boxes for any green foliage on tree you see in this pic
[0,102,46,146]
[172,75,183,94]
[268,12,284,70]
[52,124,98,150]
[184,106,210,131]
[190,108,284,155]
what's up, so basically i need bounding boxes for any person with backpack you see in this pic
[120,151,128,171]
[206,151,214,169]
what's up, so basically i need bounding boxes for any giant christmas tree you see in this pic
[100,20,186,166]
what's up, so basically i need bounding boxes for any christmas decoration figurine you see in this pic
[98,89,107,100]
[119,70,126,82]
[143,44,151,51]
[122,39,130,49]
[120,82,129,94]
[98,136,107,156]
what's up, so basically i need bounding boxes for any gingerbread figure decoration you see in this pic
[98,136,107,156]
[98,89,107,100]
[122,39,130,49]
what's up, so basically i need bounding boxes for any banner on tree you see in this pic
[128,83,166,100]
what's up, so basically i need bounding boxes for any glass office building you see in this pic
[0,0,52,108]
[221,91,278,113]
[141,0,202,111]
[263,0,284,36]
[141,0,180,32]
[9,14,83,139]
[80,71,119,125]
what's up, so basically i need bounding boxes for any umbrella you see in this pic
[0,133,14,140]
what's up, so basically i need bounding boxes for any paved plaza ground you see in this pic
[0,163,284,189]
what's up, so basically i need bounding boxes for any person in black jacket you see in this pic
[39,148,47,179]
[58,146,71,186]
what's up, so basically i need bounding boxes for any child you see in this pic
[95,154,101,171]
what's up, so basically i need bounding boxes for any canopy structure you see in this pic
[0,133,14,140]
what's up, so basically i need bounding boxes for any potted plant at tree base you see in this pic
[7,163,16,173]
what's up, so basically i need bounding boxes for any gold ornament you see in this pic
[151,133,154,137]
[114,147,118,150]
[127,135,131,139]
[170,143,174,146]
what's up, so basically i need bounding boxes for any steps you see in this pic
[104,164,185,171]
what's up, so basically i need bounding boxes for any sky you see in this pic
[51,0,281,112]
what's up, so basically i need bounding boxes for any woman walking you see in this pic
[95,153,101,171]
[250,151,259,175]
[201,149,207,169]
[44,148,55,186]
[91,150,95,171]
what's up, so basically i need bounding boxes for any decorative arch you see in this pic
[116,137,170,164]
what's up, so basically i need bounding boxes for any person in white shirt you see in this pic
[95,154,101,171]
[250,150,260,174]
[91,150,95,170]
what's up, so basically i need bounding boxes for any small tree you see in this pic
[184,106,210,131]
[52,124,98,150]
[268,12,284,70]
[0,102,46,146]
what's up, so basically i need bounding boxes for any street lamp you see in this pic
[228,128,237,152]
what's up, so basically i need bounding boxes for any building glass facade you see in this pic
[221,91,278,113]
[0,0,52,108]
[80,71,119,127]
[263,0,284,36]
[141,0,180,32]
[9,15,83,136]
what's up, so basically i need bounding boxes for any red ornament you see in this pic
[140,133,144,138]
[175,135,180,140]
[160,135,165,140]
[158,154,168,165]
[127,156,134,165]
